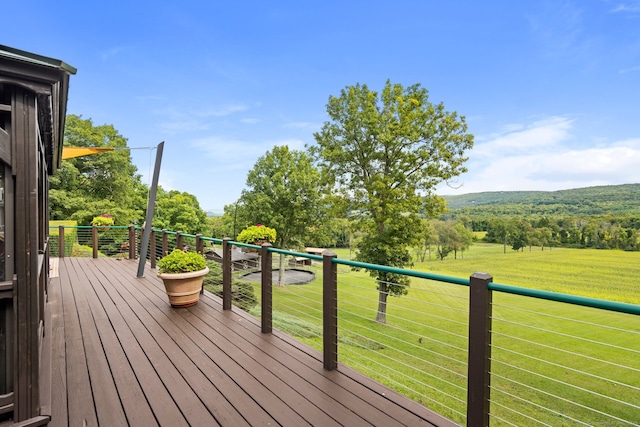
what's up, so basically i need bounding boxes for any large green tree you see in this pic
[237,146,327,284]
[313,80,473,323]
[153,189,209,235]
[50,115,147,225]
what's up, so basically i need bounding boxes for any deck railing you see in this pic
[50,225,640,426]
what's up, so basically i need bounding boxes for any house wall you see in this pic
[0,46,75,425]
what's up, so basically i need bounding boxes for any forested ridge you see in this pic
[439,184,640,251]
[442,184,640,216]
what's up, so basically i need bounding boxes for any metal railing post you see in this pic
[222,238,232,310]
[92,225,98,258]
[150,229,157,269]
[467,272,493,427]
[261,243,273,333]
[58,225,64,258]
[323,250,338,371]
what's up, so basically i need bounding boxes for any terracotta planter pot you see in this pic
[158,266,209,308]
[246,239,269,253]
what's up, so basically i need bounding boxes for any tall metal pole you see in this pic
[137,142,164,278]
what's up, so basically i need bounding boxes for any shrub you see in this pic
[91,213,115,227]
[157,249,206,274]
[236,224,276,244]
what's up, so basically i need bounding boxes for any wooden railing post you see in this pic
[58,225,64,258]
[196,234,205,294]
[161,229,168,257]
[128,225,136,260]
[92,225,98,258]
[467,272,493,427]
[323,250,338,371]
[150,229,157,269]
[222,238,232,310]
[261,243,273,333]
[196,234,204,254]
[176,231,183,251]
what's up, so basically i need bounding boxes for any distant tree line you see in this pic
[477,216,640,252]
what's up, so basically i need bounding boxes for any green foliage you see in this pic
[157,249,207,274]
[202,261,257,311]
[207,216,230,239]
[153,189,209,235]
[235,146,327,250]
[91,214,114,227]
[52,115,209,235]
[236,224,277,244]
[443,184,640,215]
[313,80,473,322]
[480,214,640,252]
[51,115,147,225]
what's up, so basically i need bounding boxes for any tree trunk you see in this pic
[277,253,285,286]
[376,282,389,323]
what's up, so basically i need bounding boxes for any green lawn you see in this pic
[242,245,640,425]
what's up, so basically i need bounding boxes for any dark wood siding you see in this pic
[0,45,75,424]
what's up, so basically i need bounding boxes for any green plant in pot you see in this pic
[157,249,209,307]
[91,213,114,230]
[236,224,276,249]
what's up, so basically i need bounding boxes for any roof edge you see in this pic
[0,44,77,75]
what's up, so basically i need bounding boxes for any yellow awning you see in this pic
[62,147,115,159]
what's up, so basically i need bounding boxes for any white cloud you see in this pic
[471,116,573,159]
[99,46,128,61]
[439,118,640,195]
[154,103,250,133]
[189,136,307,172]
[610,1,640,13]
[620,65,640,73]
[196,104,249,117]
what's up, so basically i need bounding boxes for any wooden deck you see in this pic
[43,257,454,427]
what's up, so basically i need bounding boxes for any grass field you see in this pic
[334,243,640,305]
[240,245,640,425]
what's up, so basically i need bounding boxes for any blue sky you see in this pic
[3,1,640,210]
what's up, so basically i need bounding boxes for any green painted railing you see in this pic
[50,225,640,426]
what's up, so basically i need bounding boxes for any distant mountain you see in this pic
[441,184,640,217]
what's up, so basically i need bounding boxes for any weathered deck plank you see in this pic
[57,262,98,427]
[46,257,450,426]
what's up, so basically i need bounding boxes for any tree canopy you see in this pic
[232,146,328,284]
[50,115,147,225]
[153,189,209,235]
[51,115,208,234]
[313,80,474,323]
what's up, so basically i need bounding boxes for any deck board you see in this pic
[45,257,453,426]
[58,262,98,427]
